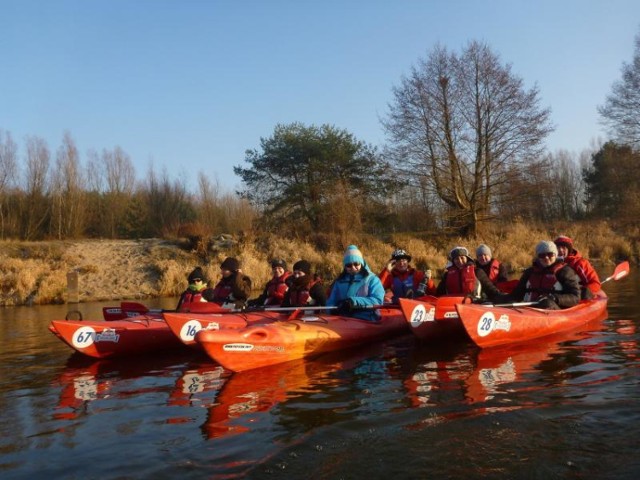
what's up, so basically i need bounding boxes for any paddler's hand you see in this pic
[337,298,355,314]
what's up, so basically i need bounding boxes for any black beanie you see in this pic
[220,257,240,271]
[292,260,311,275]
[188,267,205,282]
[271,258,287,270]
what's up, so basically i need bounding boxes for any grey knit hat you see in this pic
[535,241,558,257]
[476,244,492,257]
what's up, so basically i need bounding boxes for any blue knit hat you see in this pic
[343,245,364,266]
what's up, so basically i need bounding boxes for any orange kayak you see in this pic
[49,316,185,359]
[195,308,408,372]
[163,310,283,346]
[398,295,466,341]
[456,290,608,348]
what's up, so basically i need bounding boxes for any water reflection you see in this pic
[2,276,640,479]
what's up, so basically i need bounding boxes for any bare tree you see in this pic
[0,129,18,238]
[383,41,553,235]
[50,131,85,239]
[599,30,640,149]
[22,136,51,239]
[103,146,136,237]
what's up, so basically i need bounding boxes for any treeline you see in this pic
[3,33,640,244]
[0,125,630,244]
[0,130,254,241]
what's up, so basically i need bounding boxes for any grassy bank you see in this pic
[0,220,634,306]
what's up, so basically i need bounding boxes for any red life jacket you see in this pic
[288,278,321,306]
[525,262,565,301]
[178,290,204,311]
[480,259,502,284]
[210,280,233,305]
[445,264,477,295]
[264,271,292,306]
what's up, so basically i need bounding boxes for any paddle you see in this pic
[601,260,629,284]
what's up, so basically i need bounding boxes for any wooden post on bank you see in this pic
[67,270,79,303]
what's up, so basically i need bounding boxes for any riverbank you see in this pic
[0,221,634,306]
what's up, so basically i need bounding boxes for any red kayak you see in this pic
[102,301,230,321]
[195,308,409,372]
[398,295,466,341]
[456,290,608,348]
[398,280,519,341]
[49,316,185,359]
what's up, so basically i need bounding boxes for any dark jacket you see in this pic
[202,272,252,308]
[505,261,581,309]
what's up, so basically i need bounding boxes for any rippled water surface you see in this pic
[1,268,639,479]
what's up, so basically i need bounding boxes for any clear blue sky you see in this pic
[2,1,639,191]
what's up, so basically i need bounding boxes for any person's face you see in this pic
[293,269,306,278]
[192,277,203,285]
[345,262,362,274]
[221,268,232,278]
[556,245,569,258]
[537,251,556,267]
[453,255,466,268]
[273,266,285,277]
[477,253,491,266]
[395,258,409,272]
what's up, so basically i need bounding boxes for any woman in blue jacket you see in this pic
[327,245,385,321]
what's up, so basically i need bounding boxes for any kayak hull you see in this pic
[399,295,467,341]
[163,311,284,346]
[49,316,185,359]
[195,309,408,372]
[456,291,608,348]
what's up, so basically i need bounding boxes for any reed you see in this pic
[0,220,635,306]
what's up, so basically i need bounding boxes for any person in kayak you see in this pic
[281,260,326,307]
[436,246,506,302]
[326,245,385,321]
[475,244,509,285]
[248,258,292,306]
[554,235,601,298]
[175,266,209,311]
[202,257,252,309]
[378,248,436,303]
[503,240,581,310]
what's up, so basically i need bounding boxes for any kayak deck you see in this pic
[195,309,408,372]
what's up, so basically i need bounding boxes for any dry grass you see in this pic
[0,220,635,306]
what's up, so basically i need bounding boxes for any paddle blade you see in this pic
[613,260,630,280]
[603,260,630,283]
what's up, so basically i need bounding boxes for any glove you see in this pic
[536,295,558,309]
[424,269,432,281]
[416,281,426,296]
[337,298,354,314]
[406,289,414,299]
[386,260,396,272]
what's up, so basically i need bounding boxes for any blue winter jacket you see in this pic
[326,266,385,321]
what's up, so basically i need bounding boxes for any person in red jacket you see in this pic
[378,248,435,303]
[202,257,252,309]
[175,266,208,311]
[554,235,601,298]
[475,244,509,285]
[248,258,292,306]
[436,246,505,302]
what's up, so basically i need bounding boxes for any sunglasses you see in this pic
[192,278,202,282]
[345,262,361,268]
[537,252,555,259]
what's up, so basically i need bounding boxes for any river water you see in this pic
[1,267,639,479]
